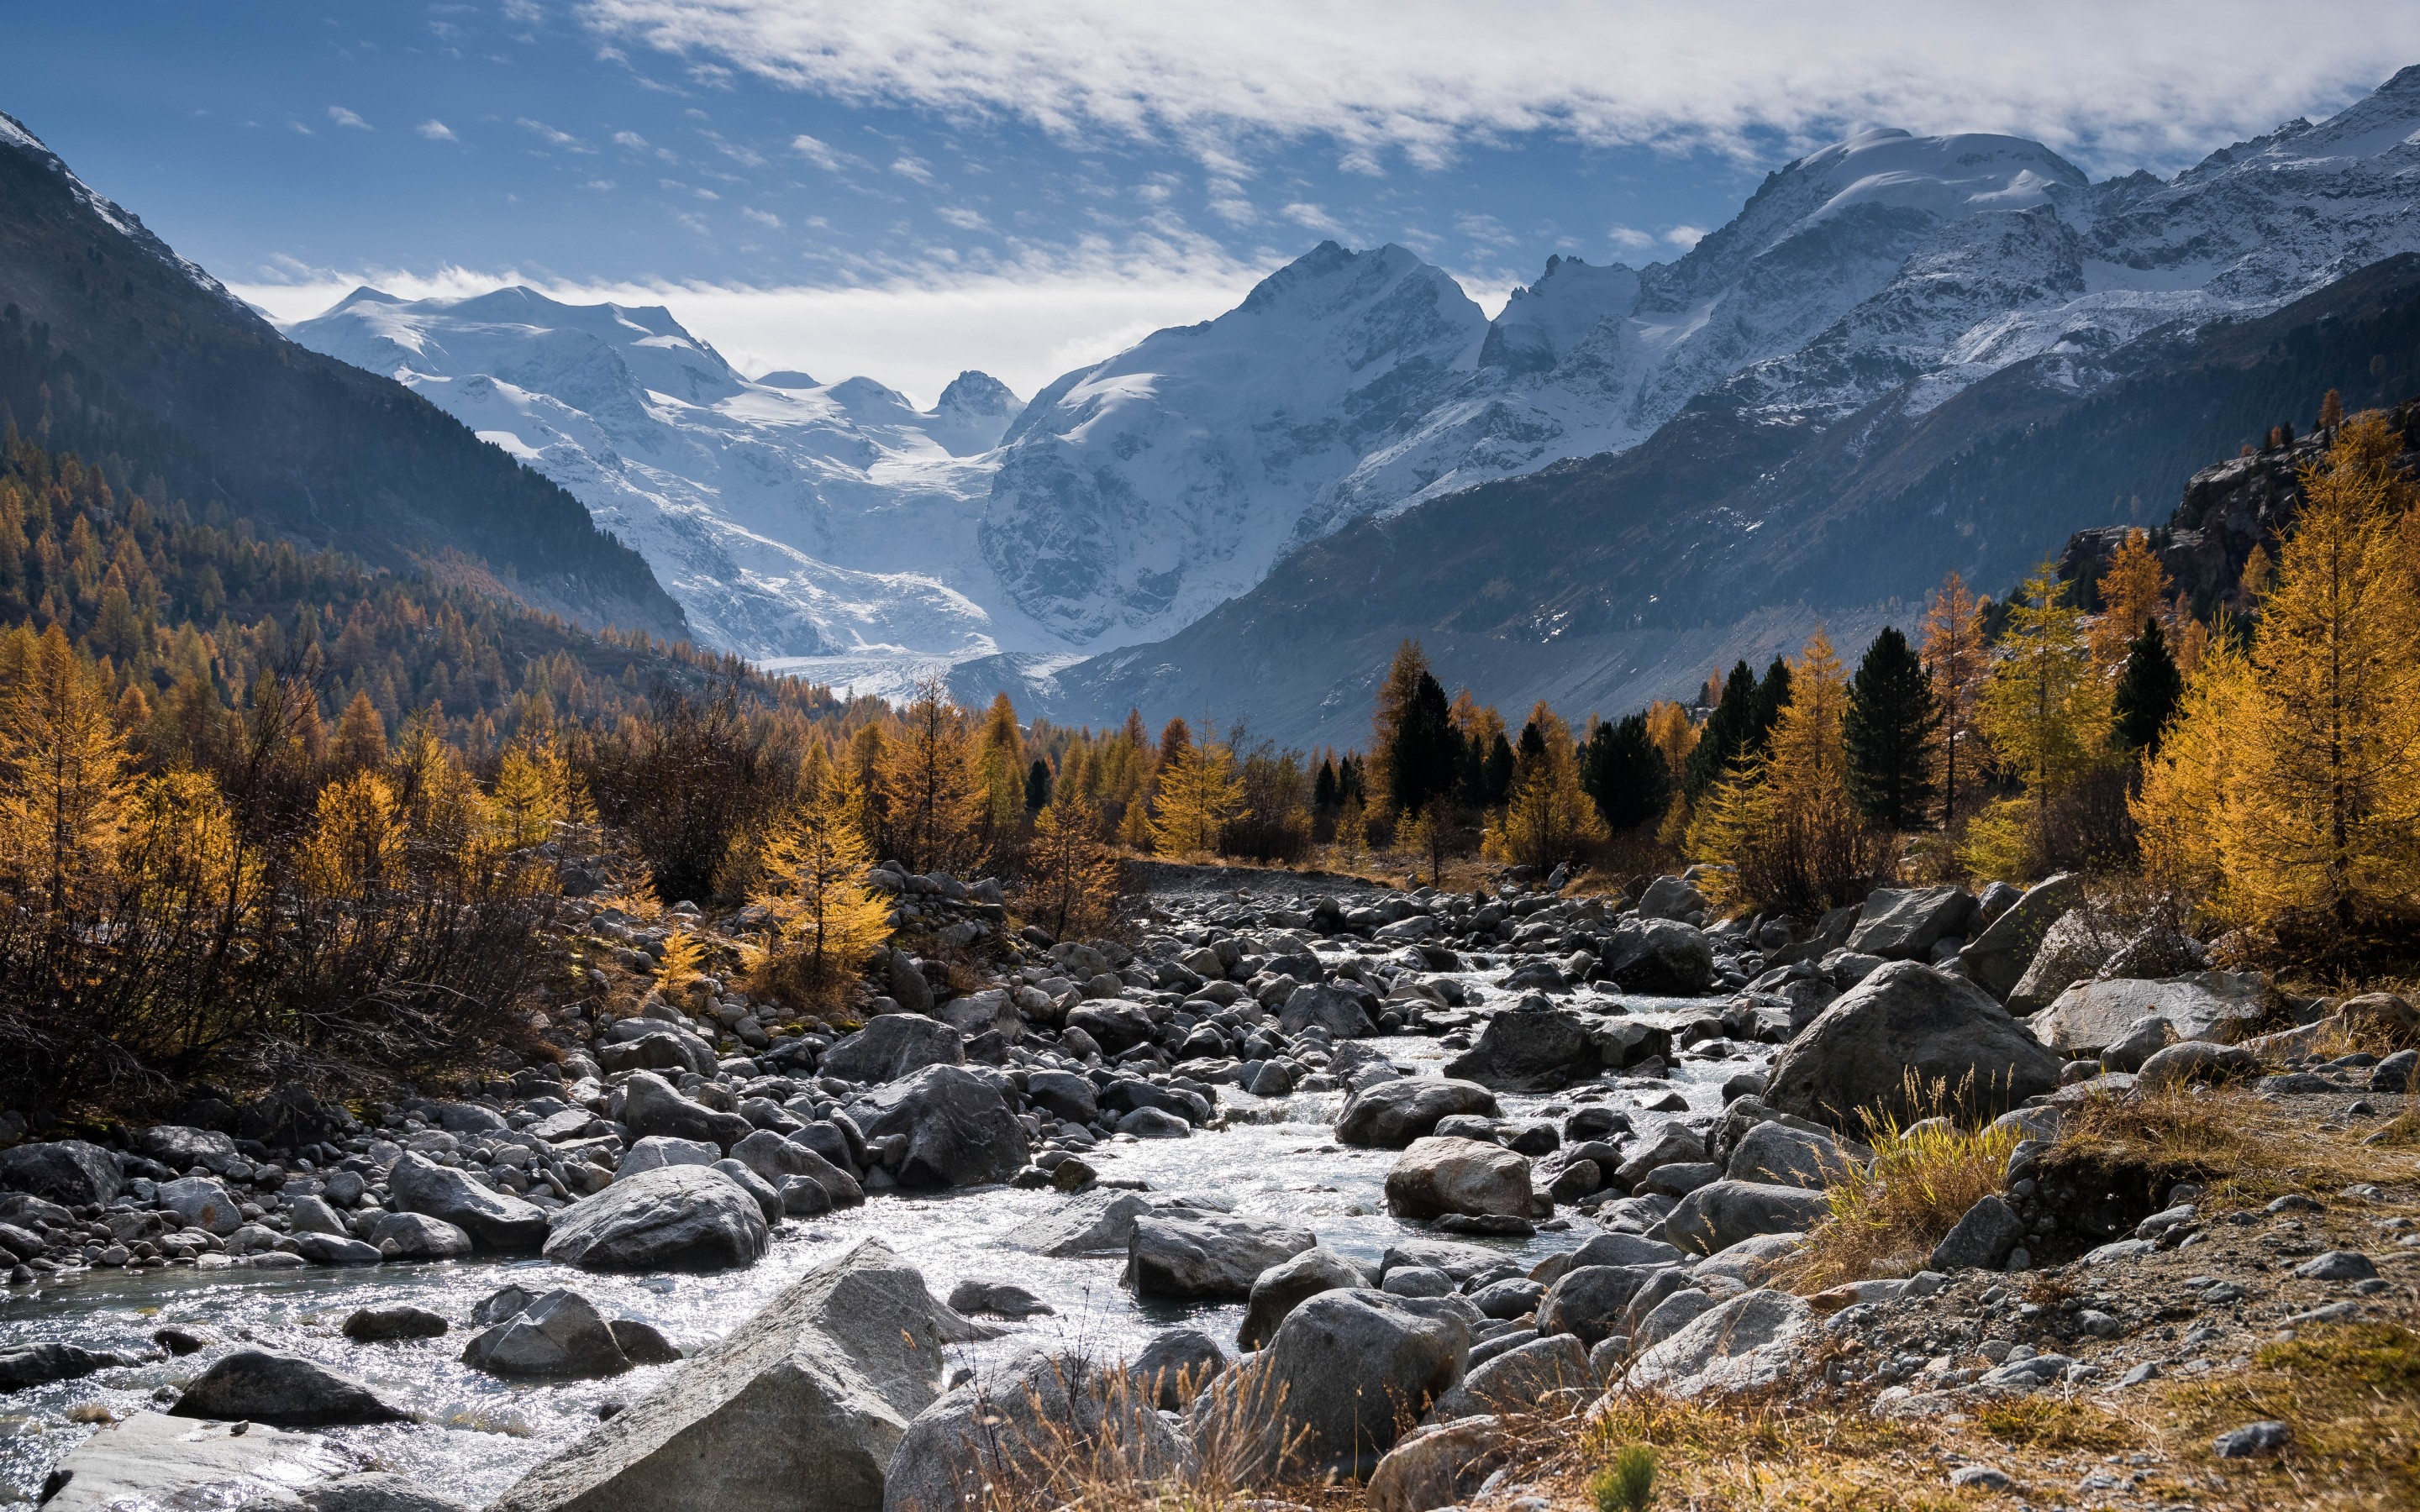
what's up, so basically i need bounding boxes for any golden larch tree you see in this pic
[1020,789,1123,942]
[751,762,892,1007]
[1150,728,1244,856]
[1965,561,2111,878]
[1484,706,1605,871]
[881,680,989,875]
[0,626,130,914]
[1921,570,1989,826]
[1689,629,1874,915]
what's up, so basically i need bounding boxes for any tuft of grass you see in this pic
[1783,1073,2017,1289]
[2158,1323,2420,1506]
[1590,1443,1658,1512]
[2051,1079,2378,1206]
[1973,1395,2137,1452]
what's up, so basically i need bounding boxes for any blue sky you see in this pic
[7,2,2416,404]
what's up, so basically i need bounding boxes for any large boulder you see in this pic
[1959,874,2080,1000]
[1022,1069,1099,1125]
[1202,1289,1470,1480]
[1126,1210,1316,1300]
[492,1240,965,1512]
[1383,1137,1532,1221]
[389,1152,551,1250]
[1597,917,1715,996]
[302,1474,477,1512]
[134,1125,241,1175]
[170,1350,408,1426]
[1536,1265,1667,1346]
[1239,1247,1368,1350]
[368,1211,475,1260]
[1063,1000,1156,1054]
[882,1349,1186,1512]
[621,1072,755,1151]
[2028,972,2265,1055]
[461,1290,632,1379]
[1000,1190,1157,1257]
[155,1175,245,1236]
[1724,1121,1862,1189]
[1633,875,1707,921]
[0,1140,120,1207]
[1279,984,1376,1038]
[1430,1334,1591,1419]
[2005,911,2120,1013]
[730,1130,865,1210]
[1365,1416,1506,1512]
[1336,1078,1499,1148]
[542,1165,770,1273]
[1443,1005,1600,1091]
[820,1016,965,1085]
[0,1342,130,1390]
[1134,1329,1229,1410]
[849,1065,1030,1188]
[616,1135,720,1179]
[1623,1289,1812,1398]
[597,1026,720,1078]
[1764,962,2062,1130]
[1844,887,1977,961]
[38,1412,346,1512]
[1661,1181,1832,1256]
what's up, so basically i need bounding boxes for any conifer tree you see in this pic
[1922,570,1989,824]
[2110,620,2184,755]
[1644,700,1697,780]
[1965,562,2112,878]
[1580,711,1672,832]
[881,680,989,874]
[1684,661,1760,797]
[752,763,891,1007]
[330,690,388,775]
[1313,758,1339,812]
[1150,730,1244,856]
[1750,657,1793,750]
[1020,788,1122,941]
[975,692,1026,837]
[1399,801,1451,885]
[1386,669,1460,817]
[1024,757,1052,811]
[2090,528,2175,673]
[0,626,129,913]
[1689,630,1873,915]
[1843,626,1939,831]
[1482,732,1515,806]
[1484,708,1606,870]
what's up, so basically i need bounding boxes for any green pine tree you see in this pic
[1843,626,1941,830]
[2111,619,2184,755]
[1581,711,1673,832]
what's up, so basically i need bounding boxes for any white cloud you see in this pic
[1607,225,1655,254]
[517,117,593,151]
[890,154,934,183]
[576,0,2420,174]
[417,118,460,142]
[1664,224,1707,249]
[327,106,371,130]
[613,129,650,148]
[743,206,783,228]
[935,205,988,230]
[1281,202,1346,238]
[230,246,1274,405]
[790,132,843,170]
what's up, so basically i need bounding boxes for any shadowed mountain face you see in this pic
[0,113,684,639]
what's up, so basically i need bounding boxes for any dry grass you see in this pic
[1780,1074,2018,1290]
[1542,1391,1976,1512]
[2049,1080,2380,1208]
[1971,1395,2139,1452]
[2154,1323,2420,1509]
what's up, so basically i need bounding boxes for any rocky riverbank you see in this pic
[0,863,2412,1509]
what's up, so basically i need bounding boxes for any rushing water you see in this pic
[0,984,1754,1507]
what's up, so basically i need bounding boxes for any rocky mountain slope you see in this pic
[290,287,1030,680]
[0,113,683,640]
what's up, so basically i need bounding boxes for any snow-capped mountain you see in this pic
[288,286,1034,684]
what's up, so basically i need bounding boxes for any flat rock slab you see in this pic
[1127,1211,1316,1299]
[544,1165,770,1273]
[171,1350,408,1427]
[42,1411,347,1512]
[2029,972,2265,1054]
[999,1190,1157,1257]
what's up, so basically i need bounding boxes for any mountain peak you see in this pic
[755,369,819,388]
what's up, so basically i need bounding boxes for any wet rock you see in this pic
[1337,1078,1500,1148]
[1385,1137,1531,1221]
[155,1175,246,1236]
[849,1064,1031,1189]
[1443,1004,1600,1091]
[1022,1069,1099,1125]
[543,1165,771,1273]
[1134,1327,1228,1410]
[1239,1247,1369,1349]
[301,1472,477,1512]
[39,1411,345,1512]
[1365,1415,1506,1512]
[1765,963,2060,1130]
[344,1305,449,1343]
[1624,1289,1811,1398]
[492,1239,960,1512]
[1128,1210,1316,1300]
[820,1016,965,1085]
[389,1152,551,1250]
[621,1072,754,1151]
[1928,1194,2026,1272]
[1724,1121,1860,1189]
[945,1280,1055,1319]
[1202,1289,1470,1480]
[1598,916,1716,995]
[1431,1333,1591,1419]
[1001,1190,1155,1257]
[0,1139,120,1207]
[884,1349,1187,1512]
[0,1341,127,1391]
[292,1231,384,1265]
[1662,1181,1830,1256]
[729,1130,864,1210]
[367,1211,475,1260]
[610,1320,682,1366]
[1279,984,1376,1038]
[171,1349,408,1426]
[464,1290,633,1378]
[1959,874,2081,1000]
[1613,1123,1707,1189]
[1845,887,1976,961]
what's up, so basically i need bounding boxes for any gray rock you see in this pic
[1633,1289,1718,1353]
[542,1165,771,1273]
[39,1411,345,1512]
[292,1231,384,1265]
[2294,1251,2378,1282]
[944,1280,1054,1319]
[821,1015,965,1085]
[1470,1278,1546,1319]
[1378,1240,1505,1283]
[1429,1334,1590,1419]
[1381,1266,1455,1298]
[2029,972,2264,1055]
[301,1472,476,1512]
[1239,1246,1369,1349]
[344,1306,449,1343]
[2006,911,2121,1014]
[1384,1137,1531,1220]
[612,1320,683,1366]
[1442,1005,1602,1091]
[1022,1069,1099,1125]
[2101,1014,2179,1072]
[1846,886,1976,961]
[1537,1265,1665,1346]
[2213,1420,2292,1458]
[1336,1078,1500,1147]
[1624,1289,1812,1398]
[621,1072,754,1151]
[883,1349,1186,1512]
[597,1027,720,1078]
[885,950,936,1015]
[1928,1194,2026,1271]
[1365,1415,1506,1512]
[729,1129,865,1210]
[1000,1190,1157,1257]
[1662,1180,1832,1256]
[1598,916,1716,996]
[389,1152,552,1250]
[463,1290,632,1378]
[367,1211,475,1260]
[1201,1289,1470,1480]
[287,1194,348,1236]
[155,1175,246,1236]
[1634,875,1707,921]
[1567,1231,1688,1270]
[171,1349,408,1426]
[491,1239,960,1512]
[1765,963,2061,1130]
[0,1140,120,1207]
[1128,1210,1316,1300]
[1279,984,1376,1038]
[2372,1048,2420,1094]
[0,1341,127,1391]
[2136,1041,2257,1089]
[1134,1327,1228,1410]
[617,1135,721,1179]
[712,1158,786,1223]
[1724,1121,1860,1189]
[1959,874,2081,1000]
[136,1124,240,1174]
[1613,1123,1707,1189]
[849,1064,1031,1188]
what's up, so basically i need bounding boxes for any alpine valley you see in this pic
[260,66,2420,733]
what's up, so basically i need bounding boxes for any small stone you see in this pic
[342,1306,448,1343]
[1949,1466,2012,1491]
[2212,1420,2291,1458]
[2294,1251,2377,1282]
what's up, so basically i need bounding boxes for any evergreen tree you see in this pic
[1313,757,1339,812]
[2110,620,2183,755]
[1683,661,1760,797]
[2089,528,2175,673]
[1965,562,2112,878]
[1150,732,1244,856]
[1484,708,1607,870]
[1024,757,1053,811]
[1386,669,1461,816]
[974,692,1025,836]
[1482,732,1515,806]
[1843,626,1940,831]
[1580,711,1672,832]
[1689,631,1875,916]
[1750,657,1794,753]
